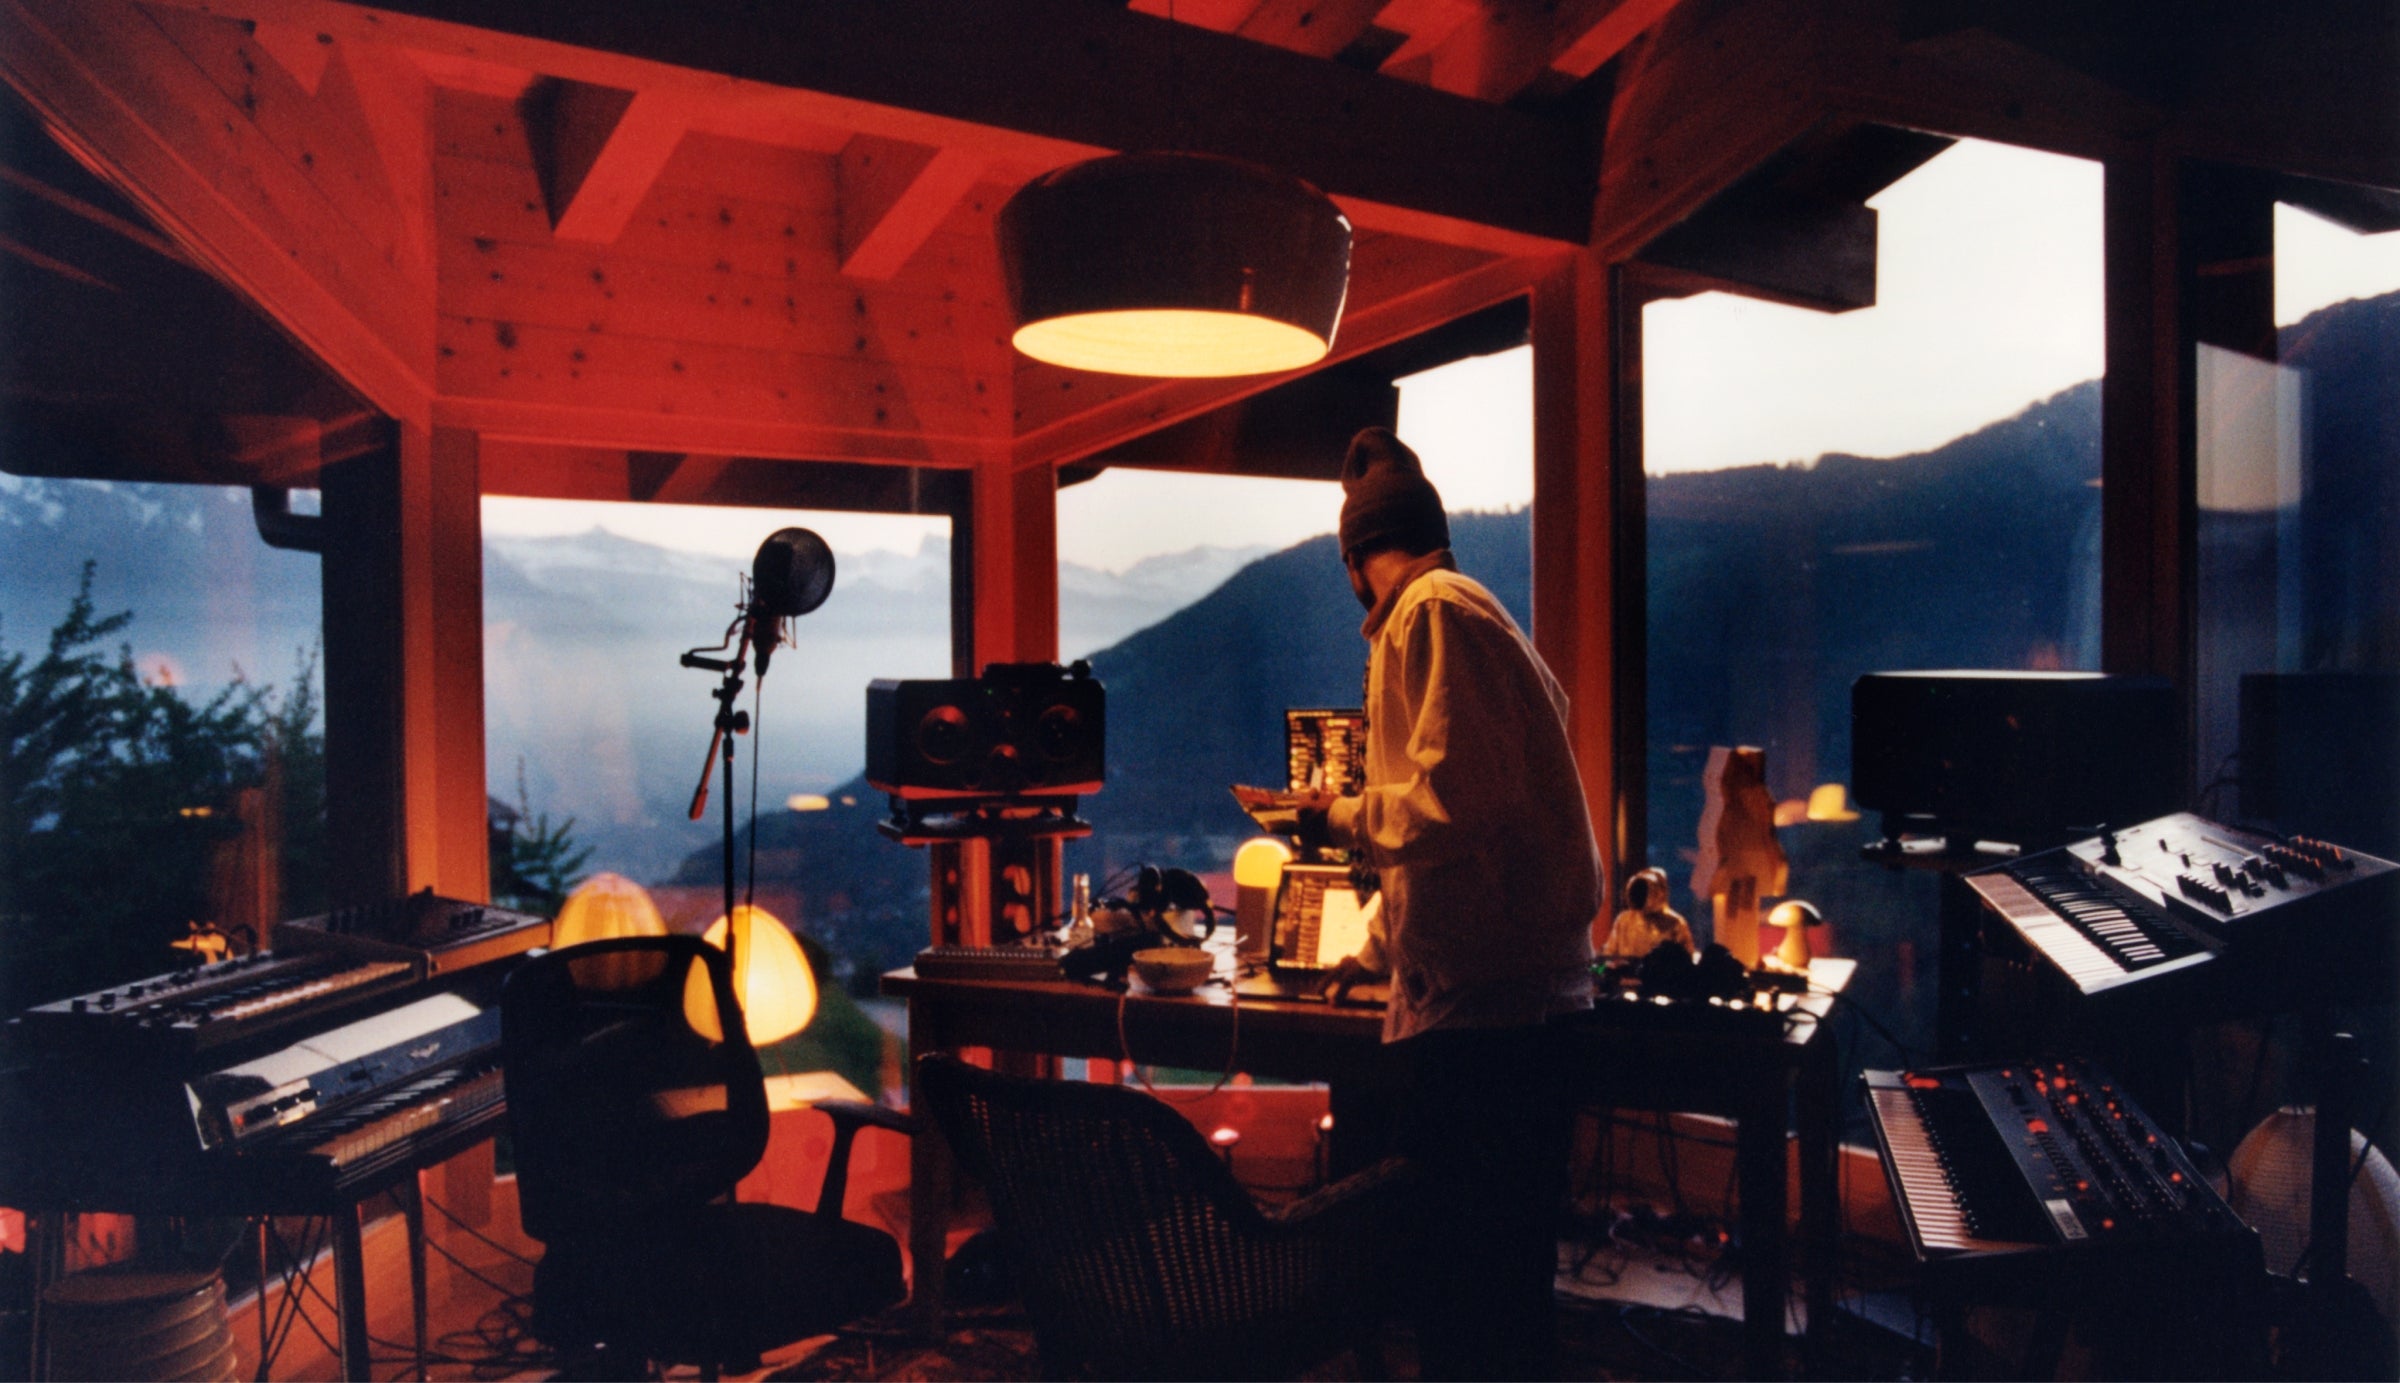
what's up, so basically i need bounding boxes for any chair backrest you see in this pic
[917,1055,1295,1377]
[502,936,769,1245]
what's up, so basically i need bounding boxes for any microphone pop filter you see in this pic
[752,527,835,617]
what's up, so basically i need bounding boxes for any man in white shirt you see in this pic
[1303,427,1601,1378]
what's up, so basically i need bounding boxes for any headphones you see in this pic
[1113,865,1216,942]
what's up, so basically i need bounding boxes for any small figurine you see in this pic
[1599,867,1695,959]
[1691,745,1788,968]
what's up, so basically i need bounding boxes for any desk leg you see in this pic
[1736,1074,1790,1381]
[399,1181,429,1381]
[27,1211,62,1382]
[331,1205,371,1383]
[1795,1038,1841,1377]
[905,996,951,1344]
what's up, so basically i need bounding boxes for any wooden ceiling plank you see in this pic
[336,38,434,269]
[526,79,692,244]
[838,135,983,282]
[438,394,1003,468]
[437,312,1005,441]
[1012,249,1553,470]
[1236,0,1391,60]
[138,3,416,276]
[1424,0,1683,103]
[142,0,1591,249]
[1376,0,1475,74]
[439,234,1013,369]
[1125,0,1260,33]
[248,19,329,94]
[0,0,431,423]
[1551,0,1685,79]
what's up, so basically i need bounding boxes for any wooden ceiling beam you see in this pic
[145,0,1591,252]
[1234,0,1392,60]
[523,78,692,244]
[838,135,983,281]
[1423,0,1685,103]
[0,0,431,425]
[248,20,329,94]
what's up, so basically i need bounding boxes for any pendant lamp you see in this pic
[998,152,1352,378]
[685,905,819,1046]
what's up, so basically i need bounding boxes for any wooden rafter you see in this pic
[837,135,983,282]
[143,0,1592,253]
[524,79,693,245]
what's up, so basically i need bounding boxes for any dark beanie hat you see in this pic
[1338,427,1448,558]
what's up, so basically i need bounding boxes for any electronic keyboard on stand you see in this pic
[1963,812,2398,1018]
[1,893,544,1381]
[1864,1058,2259,1305]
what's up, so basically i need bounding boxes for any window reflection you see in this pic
[1641,138,2105,1065]
[0,479,324,1008]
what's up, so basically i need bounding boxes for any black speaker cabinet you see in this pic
[1852,670,2179,845]
[866,662,1104,800]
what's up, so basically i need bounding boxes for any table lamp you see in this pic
[686,905,818,1046]
[552,871,667,948]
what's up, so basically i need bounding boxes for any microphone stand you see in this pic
[682,619,755,986]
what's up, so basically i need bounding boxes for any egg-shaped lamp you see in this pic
[998,152,1352,378]
[552,872,668,948]
[685,905,818,1046]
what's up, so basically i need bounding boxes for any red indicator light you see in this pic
[1905,1075,1942,1090]
[2171,1172,2183,1183]
[2026,1119,2049,1134]
[2102,1218,2116,1231]
[2077,1180,2090,1191]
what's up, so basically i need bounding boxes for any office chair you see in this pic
[501,935,908,1376]
[917,1054,1411,1380]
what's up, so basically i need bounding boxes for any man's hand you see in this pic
[1291,788,1340,852]
[1327,952,1384,1003]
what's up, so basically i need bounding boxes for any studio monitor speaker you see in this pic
[866,662,1105,800]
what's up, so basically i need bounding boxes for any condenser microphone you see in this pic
[748,527,835,676]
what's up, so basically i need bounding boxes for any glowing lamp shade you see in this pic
[998,153,1351,378]
[552,872,668,948]
[1232,836,1295,889]
[685,906,818,1046]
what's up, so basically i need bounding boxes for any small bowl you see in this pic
[1131,947,1214,994]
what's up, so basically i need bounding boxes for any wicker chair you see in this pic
[916,1054,1410,1380]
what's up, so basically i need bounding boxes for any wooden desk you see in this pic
[884,957,1849,1380]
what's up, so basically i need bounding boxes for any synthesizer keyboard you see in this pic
[15,951,419,1056]
[1964,813,2397,1005]
[1864,1059,2255,1273]
[911,944,1065,981]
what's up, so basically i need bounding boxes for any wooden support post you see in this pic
[2100,145,2188,689]
[320,420,486,906]
[970,460,1059,674]
[1530,252,1625,883]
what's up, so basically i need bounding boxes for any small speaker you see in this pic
[1852,670,2179,844]
[866,662,1105,800]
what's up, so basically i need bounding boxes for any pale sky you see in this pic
[484,137,2400,570]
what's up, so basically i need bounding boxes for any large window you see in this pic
[1640,138,2105,1062]
[480,494,948,1094]
[2193,201,2400,856]
[0,479,324,1009]
[1055,347,1535,894]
